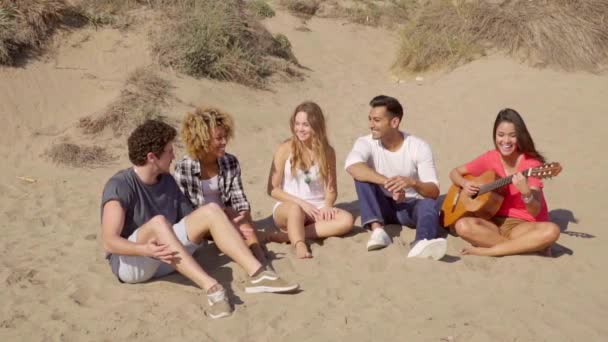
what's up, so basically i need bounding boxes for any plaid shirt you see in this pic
[173,154,251,213]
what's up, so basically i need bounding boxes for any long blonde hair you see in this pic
[181,106,235,159]
[289,101,332,184]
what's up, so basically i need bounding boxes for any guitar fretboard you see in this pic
[478,168,532,195]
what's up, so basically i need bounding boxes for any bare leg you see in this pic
[273,202,312,258]
[453,217,507,248]
[185,203,263,276]
[462,222,560,257]
[273,204,354,258]
[302,209,354,239]
[135,215,218,291]
[224,208,268,264]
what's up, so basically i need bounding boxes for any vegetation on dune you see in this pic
[45,142,116,167]
[0,0,71,65]
[395,0,608,73]
[248,0,276,18]
[78,67,172,136]
[150,0,299,88]
[281,0,321,17]
[280,0,416,27]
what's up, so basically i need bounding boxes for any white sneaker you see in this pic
[407,238,447,260]
[366,227,391,251]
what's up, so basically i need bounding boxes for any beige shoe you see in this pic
[206,285,233,319]
[245,269,299,294]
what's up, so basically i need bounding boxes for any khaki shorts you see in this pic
[109,218,202,284]
[491,216,526,239]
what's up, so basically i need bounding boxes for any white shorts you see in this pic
[109,218,201,284]
[272,200,326,220]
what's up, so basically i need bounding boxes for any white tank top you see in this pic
[282,158,325,205]
[200,175,224,207]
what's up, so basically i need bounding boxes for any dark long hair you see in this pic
[493,108,545,163]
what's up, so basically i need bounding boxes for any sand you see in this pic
[1,8,607,342]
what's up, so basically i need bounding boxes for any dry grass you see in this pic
[395,0,608,73]
[280,0,321,17]
[74,0,162,28]
[280,0,415,27]
[78,67,172,136]
[0,0,70,65]
[151,0,299,88]
[248,0,276,18]
[45,142,116,167]
[339,0,415,27]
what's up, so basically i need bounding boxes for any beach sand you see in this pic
[1,9,607,342]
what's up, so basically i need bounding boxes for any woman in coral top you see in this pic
[449,108,560,257]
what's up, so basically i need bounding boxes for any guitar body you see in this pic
[441,170,505,227]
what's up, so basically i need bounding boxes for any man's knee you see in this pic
[417,198,437,211]
[149,215,171,229]
[354,180,379,194]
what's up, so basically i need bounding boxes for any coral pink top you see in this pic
[465,150,549,222]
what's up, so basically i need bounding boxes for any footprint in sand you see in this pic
[5,268,43,288]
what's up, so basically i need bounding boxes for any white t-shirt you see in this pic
[200,175,224,207]
[344,131,439,199]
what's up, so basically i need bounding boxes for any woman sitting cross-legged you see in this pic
[449,108,560,257]
[267,101,354,258]
[174,106,267,264]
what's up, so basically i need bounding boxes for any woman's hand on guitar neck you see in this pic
[462,180,480,196]
[512,172,531,196]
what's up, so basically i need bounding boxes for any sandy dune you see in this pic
[1,9,607,342]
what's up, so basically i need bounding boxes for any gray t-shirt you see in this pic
[101,168,194,240]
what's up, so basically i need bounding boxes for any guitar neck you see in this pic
[478,168,532,195]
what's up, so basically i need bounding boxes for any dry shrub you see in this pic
[396,0,608,73]
[79,67,172,136]
[281,0,321,17]
[0,0,70,65]
[248,0,275,18]
[341,0,415,27]
[151,0,299,88]
[45,142,115,167]
[74,0,162,28]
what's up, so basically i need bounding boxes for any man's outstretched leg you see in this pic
[185,203,299,294]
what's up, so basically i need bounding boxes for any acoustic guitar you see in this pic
[440,162,562,227]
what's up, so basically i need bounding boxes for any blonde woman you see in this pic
[267,101,354,258]
[174,106,266,263]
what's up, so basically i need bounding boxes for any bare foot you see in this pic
[294,240,312,259]
[460,246,491,256]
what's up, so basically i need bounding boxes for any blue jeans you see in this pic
[354,180,445,242]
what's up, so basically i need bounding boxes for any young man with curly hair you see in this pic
[100,120,298,320]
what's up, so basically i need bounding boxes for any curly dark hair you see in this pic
[127,120,177,166]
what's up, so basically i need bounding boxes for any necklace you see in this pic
[303,169,312,184]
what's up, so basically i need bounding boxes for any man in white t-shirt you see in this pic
[345,95,447,260]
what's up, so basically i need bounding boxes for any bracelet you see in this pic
[521,192,534,204]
